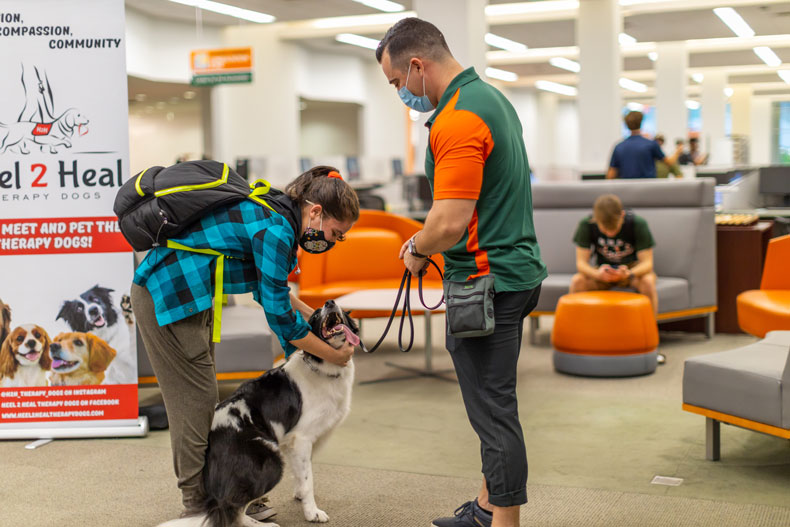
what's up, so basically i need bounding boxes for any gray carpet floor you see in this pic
[2,315,790,526]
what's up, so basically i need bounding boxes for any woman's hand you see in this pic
[291,332,354,367]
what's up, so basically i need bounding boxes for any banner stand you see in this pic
[0,416,148,440]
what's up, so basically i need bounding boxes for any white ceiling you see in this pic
[124,0,790,99]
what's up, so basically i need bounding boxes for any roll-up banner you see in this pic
[0,0,147,439]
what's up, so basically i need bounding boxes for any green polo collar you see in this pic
[426,67,480,128]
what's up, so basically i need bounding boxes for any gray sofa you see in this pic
[530,178,717,340]
[683,330,790,460]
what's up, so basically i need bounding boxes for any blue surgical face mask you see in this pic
[398,62,434,113]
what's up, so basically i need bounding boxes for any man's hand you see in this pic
[617,265,632,282]
[399,238,429,276]
[597,265,622,283]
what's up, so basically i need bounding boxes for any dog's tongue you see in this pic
[52,359,66,369]
[24,351,38,361]
[78,124,89,136]
[93,315,106,328]
[337,324,359,346]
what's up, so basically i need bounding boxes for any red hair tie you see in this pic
[327,171,343,180]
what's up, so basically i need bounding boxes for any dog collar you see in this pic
[302,354,341,378]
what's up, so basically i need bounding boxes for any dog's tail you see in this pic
[155,514,208,527]
[202,496,239,527]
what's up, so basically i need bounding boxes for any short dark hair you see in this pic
[624,111,643,131]
[375,17,452,70]
[593,194,623,231]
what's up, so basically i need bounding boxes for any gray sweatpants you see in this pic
[130,282,218,512]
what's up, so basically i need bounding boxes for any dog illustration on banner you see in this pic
[0,64,89,154]
[57,285,135,385]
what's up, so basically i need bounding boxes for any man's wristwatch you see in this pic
[408,236,428,259]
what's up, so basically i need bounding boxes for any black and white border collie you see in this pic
[56,285,134,384]
[160,300,364,527]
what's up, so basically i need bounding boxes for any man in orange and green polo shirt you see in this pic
[377,17,546,527]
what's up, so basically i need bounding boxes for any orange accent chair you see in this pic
[552,291,659,377]
[737,235,790,338]
[297,210,444,318]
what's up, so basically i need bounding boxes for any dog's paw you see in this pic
[120,294,134,325]
[304,508,329,523]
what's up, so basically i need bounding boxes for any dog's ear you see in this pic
[1,301,10,326]
[64,109,75,128]
[0,301,10,345]
[0,331,17,378]
[86,334,116,372]
[56,301,70,321]
[38,327,52,370]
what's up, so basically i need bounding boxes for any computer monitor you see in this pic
[758,166,790,207]
[346,157,360,181]
[391,158,403,178]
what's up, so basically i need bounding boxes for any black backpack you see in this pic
[114,160,271,251]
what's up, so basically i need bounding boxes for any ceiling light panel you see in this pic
[619,77,648,92]
[535,80,578,96]
[485,67,518,82]
[351,0,405,13]
[549,57,581,72]
[485,33,528,52]
[619,33,637,45]
[753,46,782,67]
[713,7,755,38]
[336,33,381,50]
[167,0,275,23]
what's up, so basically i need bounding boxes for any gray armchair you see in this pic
[683,330,790,460]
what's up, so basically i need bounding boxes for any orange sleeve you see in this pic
[430,105,494,201]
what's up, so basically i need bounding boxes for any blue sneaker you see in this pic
[432,498,493,527]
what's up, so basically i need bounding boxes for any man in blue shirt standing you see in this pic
[607,111,677,179]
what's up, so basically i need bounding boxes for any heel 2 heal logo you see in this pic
[0,64,121,202]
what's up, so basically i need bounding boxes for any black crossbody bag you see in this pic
[443,274,496,338]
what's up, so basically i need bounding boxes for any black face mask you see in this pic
[299,211,335,254]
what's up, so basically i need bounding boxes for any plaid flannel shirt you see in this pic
[133,199,309,357]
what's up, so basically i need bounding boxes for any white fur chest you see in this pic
[283,352,354,442]
[1,366,48,387]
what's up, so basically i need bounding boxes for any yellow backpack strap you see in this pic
[248,179,276,211]
[166,240,225,343]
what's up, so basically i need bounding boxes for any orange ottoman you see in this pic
[552,291,659,377]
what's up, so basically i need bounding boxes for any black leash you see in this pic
[366,257,444,353]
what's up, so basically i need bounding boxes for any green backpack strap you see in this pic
[248,179,276,211]
[165,240,227,343]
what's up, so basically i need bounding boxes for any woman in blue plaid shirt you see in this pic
[131,166,359,518]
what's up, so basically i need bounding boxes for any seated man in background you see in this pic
[570,194,663,362]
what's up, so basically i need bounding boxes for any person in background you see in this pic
[678,136,709,166]
[569,194,664,364]
[607,111,677,179]
[376,17,546,527]
[654,134,683,178]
